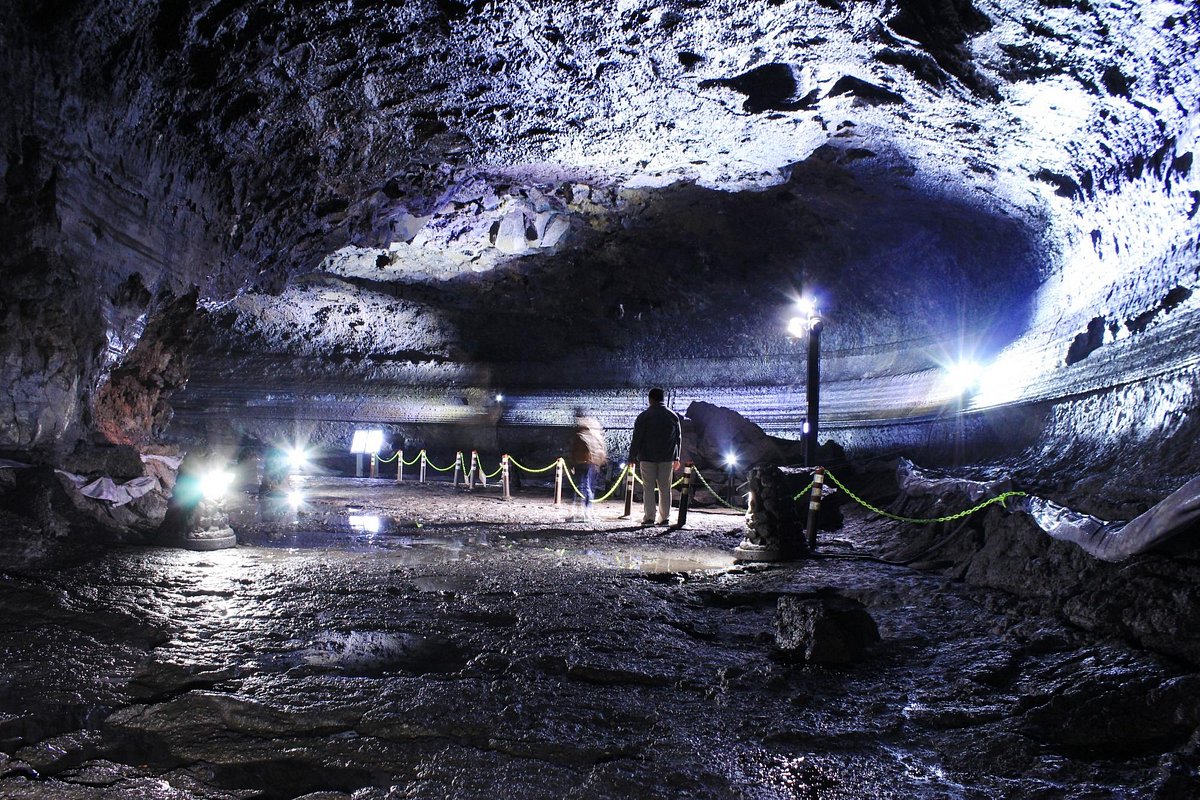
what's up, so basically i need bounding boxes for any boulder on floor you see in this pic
[775,591,880,665]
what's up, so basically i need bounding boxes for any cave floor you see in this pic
[0,478,1194,799]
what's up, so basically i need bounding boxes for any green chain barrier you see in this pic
[375,452,399,464]
[508,456,560,474]
[630,469,685,489]
[692,468,748,511]
[595,464,628,503]
[425,452,460,472]
[562,463,630,503]
[481,461,504,480]
[790,482,815,502]
[561,462,585,500]
[402,450,424,466]
[823,470,1028,524]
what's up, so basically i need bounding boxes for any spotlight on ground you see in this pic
[944,360,986,396]
[199,470,235,501]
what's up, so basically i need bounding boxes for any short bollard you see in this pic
[419,451,427,484]
[453,452,463,488]
[806,467,825,550]
[370,453,379,479]
[396,450,404,483]
[675,462,695,528]
[553,458,564,505]
[467,450,478,491]
[479,452,489,487]
[621,465,636,518]
[501,454,511,500]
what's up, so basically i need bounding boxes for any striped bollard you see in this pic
[621,464,635,518]
[501,454,511,499]
[479,453,489,487]
[419,451,427,484]
[553,458,563,505]
[467,451,478,491]
[806,467,825,550]
[675,462,695,529]
[453,452,463,488]
[397,450,404,483]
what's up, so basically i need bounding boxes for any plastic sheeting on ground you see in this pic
[1024,477,1200,562]
[897,460,1200,562]
[55,471,161,507]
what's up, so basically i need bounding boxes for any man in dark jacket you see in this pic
[628,387,681,526]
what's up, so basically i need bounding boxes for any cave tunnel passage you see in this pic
[173,153,1049,474]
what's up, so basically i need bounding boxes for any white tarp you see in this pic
[897,459,1200,562]
[55,471,161,507]
[141,454,184,470]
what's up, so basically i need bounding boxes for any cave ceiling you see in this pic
[1,0,1198,459]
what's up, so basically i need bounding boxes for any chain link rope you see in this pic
[823,470,1027,524]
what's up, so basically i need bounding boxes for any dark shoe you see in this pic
[640,519,655,526]
[656,519,670,526]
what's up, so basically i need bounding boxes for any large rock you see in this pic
[775,591,880,665]
[685,401,803,468]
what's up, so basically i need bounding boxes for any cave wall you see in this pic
[0,0,1196,497]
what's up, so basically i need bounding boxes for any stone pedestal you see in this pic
[733,465,809,562]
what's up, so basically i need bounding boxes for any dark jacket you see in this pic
[628,402,681,463]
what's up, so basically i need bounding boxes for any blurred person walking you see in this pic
[568,407,607,522]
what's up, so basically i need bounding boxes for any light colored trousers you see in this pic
[639,461,674,523]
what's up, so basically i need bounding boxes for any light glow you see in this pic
[286,447,309,470]
[943,360,986,396]
[350,429,384,454]
[199,470,235,501]
[287,489,304,509]
[724,452,738,467]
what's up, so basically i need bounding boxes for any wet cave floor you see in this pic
[0,477,1195,799]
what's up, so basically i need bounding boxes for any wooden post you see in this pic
[397,450,404,483]
[675,462,695,528]
[621,464,635,518]
[553,458,563,505]
[501,454,511,500]
[806,467,825,550]
[419,450,427,484]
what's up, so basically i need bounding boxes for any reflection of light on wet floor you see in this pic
[578,548,737,574]
[347,515,382,533]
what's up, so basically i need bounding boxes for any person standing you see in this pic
[628,387,681,526]
[568,407,607,521]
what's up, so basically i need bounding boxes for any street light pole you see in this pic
[805,316,822,467]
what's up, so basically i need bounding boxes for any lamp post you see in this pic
[788,298,823,467]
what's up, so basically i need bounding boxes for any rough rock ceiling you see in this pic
[1,0,1198,489]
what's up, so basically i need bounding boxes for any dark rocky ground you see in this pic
[1,477,1198,799]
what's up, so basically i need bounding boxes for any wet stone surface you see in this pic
[1,478,1197,798]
